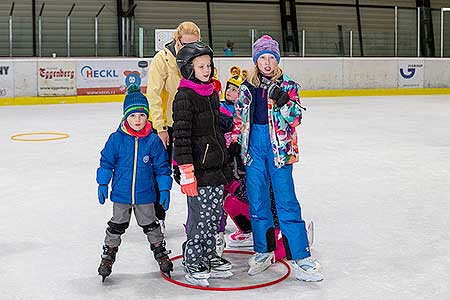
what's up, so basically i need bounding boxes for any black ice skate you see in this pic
[184,261,211,287]
[98,245,118,282]
[209,256,233,278]
[151,242,173,278]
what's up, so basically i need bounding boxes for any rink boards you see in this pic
[1,57,450,105]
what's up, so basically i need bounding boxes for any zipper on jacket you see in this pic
[209,97,225,164]
[202,143,210,165]
[132,137,138,204]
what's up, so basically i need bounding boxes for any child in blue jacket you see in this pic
[96,86,173,281]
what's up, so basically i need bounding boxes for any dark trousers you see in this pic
[153,127,174,220]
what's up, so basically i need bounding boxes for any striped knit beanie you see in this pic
[122,85,149,119]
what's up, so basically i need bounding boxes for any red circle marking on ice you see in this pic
[160,249,291,291]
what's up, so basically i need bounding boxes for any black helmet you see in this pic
[176,41,214,80]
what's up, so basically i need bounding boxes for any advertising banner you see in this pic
[76,60,149,95]
[0,63,14,98]
[38,61,76,96]
[398,60,424,88]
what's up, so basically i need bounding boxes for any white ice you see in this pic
[1,95,449,300]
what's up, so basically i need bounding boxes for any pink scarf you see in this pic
[179,78,214,96]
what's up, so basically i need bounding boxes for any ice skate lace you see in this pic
[254,252,272,263]
[296,257,317,271]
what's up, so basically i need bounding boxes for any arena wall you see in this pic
[1,57,450,105]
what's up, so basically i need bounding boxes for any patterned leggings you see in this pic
[184,185,224,267]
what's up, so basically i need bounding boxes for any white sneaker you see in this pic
[228,231,253,247]
[215,232,226,257]
[291,257,324,282]
[248,252,274,276]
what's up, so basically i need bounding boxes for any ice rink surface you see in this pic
[1,95,449,300]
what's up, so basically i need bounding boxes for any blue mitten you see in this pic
[98,185,108,205]
[159,190,171,211]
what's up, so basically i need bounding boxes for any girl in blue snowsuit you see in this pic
[232,35,323,282]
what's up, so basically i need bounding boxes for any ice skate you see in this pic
[215,232,226,257]
[228,230,253,247]
[98,245,118,282]
[151,242,173,278]
[184,262,211,287]
[291,257,324,282]
[248,251,274,276]
[209,256,233,278]
[307,220,314,247]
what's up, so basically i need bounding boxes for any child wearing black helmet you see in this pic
[173,41,233,287]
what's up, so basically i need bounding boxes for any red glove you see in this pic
[179,164,198,197]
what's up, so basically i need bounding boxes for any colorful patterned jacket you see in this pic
[232,74,303,168]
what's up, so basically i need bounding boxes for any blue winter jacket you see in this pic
[96,126,172,205]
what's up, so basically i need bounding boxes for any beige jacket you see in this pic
[147,45,181,131]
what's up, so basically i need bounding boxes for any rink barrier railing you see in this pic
[3,87,450,106]
[2,57,450,105]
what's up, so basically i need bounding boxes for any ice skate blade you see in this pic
[295,272,324,282]
[185,274,210,287]
[210,270,233,278]
[228,240,254,248]
[247,264,272,276]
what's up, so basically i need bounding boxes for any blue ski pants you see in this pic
[246,124,310,260]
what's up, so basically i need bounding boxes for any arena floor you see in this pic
[1,94,449,300]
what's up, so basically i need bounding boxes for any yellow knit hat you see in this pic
[226,66,244,88]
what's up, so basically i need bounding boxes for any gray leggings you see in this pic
[104,203,164,248]
[184,185,224,267]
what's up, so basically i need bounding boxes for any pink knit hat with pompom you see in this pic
[252,35,280,64]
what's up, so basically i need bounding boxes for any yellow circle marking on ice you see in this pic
[11,132,70,142]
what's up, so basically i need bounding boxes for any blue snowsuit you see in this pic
[241,80,310,260]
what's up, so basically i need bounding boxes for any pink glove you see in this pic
[179,164,198,197]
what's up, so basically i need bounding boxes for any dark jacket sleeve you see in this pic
[219,111,234,134]
[172,91,194,165]
[149,134,173,191]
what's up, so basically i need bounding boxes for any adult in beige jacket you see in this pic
[147,21,200,223]
[147,21,201,146]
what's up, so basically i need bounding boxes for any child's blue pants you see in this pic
[246,123,310,260]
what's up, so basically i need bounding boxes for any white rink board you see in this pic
[282,58,343,90]
[0,62,14,98]
[343,58,398,89]
[14,60,37,97]
[1,57,450,98]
